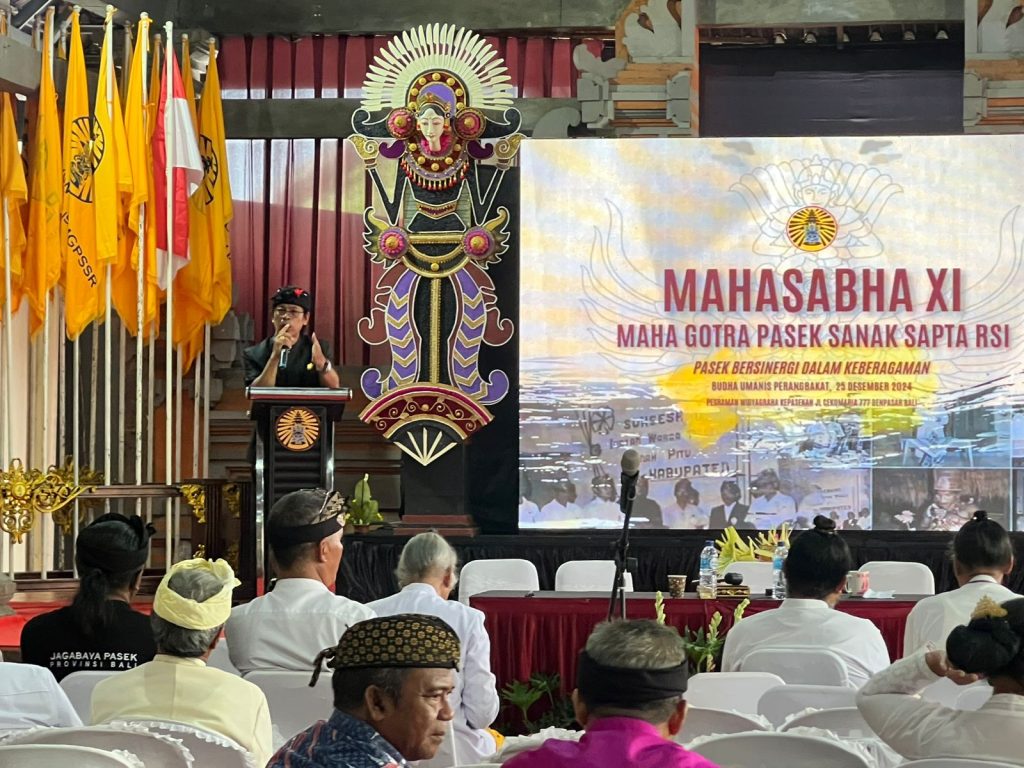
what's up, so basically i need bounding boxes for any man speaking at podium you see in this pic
[243,286,341,390]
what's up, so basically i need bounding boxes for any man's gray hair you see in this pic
[151,567,225,657]
[395,532,459,588]
[582,620,687,724]
[586,620,686,670]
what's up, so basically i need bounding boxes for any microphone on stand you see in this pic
[608,449,641,621]
[619,449,640,516]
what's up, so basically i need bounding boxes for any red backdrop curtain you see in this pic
[218,34,600,365]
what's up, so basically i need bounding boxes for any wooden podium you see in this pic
[247,386,351,581]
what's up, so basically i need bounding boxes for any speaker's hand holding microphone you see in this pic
[273,320,296,370]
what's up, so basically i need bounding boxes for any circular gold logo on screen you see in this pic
[786,205,837,252]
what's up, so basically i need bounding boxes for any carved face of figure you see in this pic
[416,106,447,153]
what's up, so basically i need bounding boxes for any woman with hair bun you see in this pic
[722,515,890,688]
[903,510,1017,655]
[858,596,1024,764]
[21,513,157,681]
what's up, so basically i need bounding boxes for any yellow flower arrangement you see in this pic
[716,524,791,573]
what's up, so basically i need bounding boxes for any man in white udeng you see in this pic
[748,469,797,530]
[369,532,500,767]
[722,515,890,688]
[227,489,374,673]
[904,510,1017,655]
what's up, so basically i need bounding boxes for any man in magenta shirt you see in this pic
[505,620,720,768]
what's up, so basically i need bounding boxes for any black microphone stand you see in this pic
[607,482,637,621]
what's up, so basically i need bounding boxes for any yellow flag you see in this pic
[23,8,62,336]
[92,7,133,270]
[172,35,211,370]
[112,16,158,338]
[0,92,28,318]
[61,9,102,340]
[198,40,233,328]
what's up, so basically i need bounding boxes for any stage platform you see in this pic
[338,530,1024,603]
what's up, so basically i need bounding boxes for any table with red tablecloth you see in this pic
[470,591,920,694]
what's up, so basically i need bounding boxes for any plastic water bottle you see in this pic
[772,541,789,599]
[698,540,718,599]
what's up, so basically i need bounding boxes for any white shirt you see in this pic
[583,499,622,522]
[858,650,1024,765]
[722,598,890,688]
[903,575,1018,656]
[537,500,581,523]
[662,503,708,529]
[0,662,81,731]
[518,499,541,523]
[749,493,797,529]
[369,583,499,767]
[226,578,375,673]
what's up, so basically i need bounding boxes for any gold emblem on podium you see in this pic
[275,408,320,452]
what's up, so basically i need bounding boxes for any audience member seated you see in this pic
[91,558,272,765]
[369,533,500,766]
[0,662,82,731]
[858,596,1024,764]
[504,619,719,768]
[226,489,374,673]
[722,515,889,688]
[268,614,460,768]
[22,514,157,681]
[904,510,1017,655]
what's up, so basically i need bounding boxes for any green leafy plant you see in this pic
[348,473,383,526]
[681,598,750,673]
[499,672,576,734]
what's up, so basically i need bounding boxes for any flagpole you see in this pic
[40,8,56,581]
[2,196,10,474]
[203,323,210,476]
[102,5,114,507]
[164,20,175,569]
[136,13,149,515]
[193,346,200,477]
[72,337,80,577]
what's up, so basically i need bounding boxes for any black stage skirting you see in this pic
[338,530,1024,603]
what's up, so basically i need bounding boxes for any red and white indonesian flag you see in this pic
[153,45,203,290]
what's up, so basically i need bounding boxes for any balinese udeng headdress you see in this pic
[153,558,240,631]
[268,490,346,548]
[576,649,689,708]
[76,513,155,574]
[271,285,312,313]
[309,614,461,686]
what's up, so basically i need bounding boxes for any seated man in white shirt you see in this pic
[858,596,1024,765]
[747,469,797,530]
[722,515,890,688]
[227,489,374,673]
[904,510,1017,655]
[0,662,81,731]
[369,533,499,767]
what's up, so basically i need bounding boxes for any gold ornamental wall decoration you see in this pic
[0,458,100,542]
[275,407,321,451]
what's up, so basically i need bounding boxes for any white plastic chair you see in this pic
[676,707,770,743]
[1,724,193,767]
[59,670,117,722]
[725,562,774,595]
[739,647,850,686]
[207,641,241,675]
[955,684,993,711]
[458,559,540,604]
[689,731,872,768]
[779,707,874,738]
[686,672,785,715]
[757,684,856,727]
[900,761,1021,768]
[0,744,140,768]
[243,669,333,744]
[554,560,633,592]
[114,720,256,768]
[858,561,935,595]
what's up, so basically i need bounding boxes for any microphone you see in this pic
[619,449,640,515]
[278,345,290,370]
